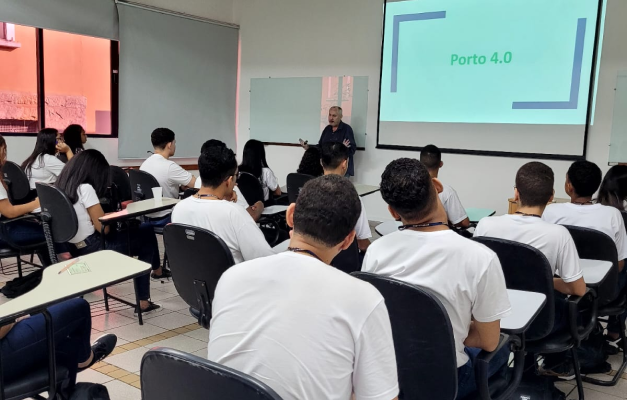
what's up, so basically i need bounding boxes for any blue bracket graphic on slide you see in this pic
[391,11,446,93]
[511,18,587,110]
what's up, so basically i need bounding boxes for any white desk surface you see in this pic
[280,182,380,197]
[580,258,613,287]
[100,198,179,222]
[0,251,151,322]
[273,239,290,253]
[263,205,289,215]
[375,220,402,236]
[501,289,546,334]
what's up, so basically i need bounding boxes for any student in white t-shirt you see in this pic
[22,128,73,189]
[238,139,281,203]
[171,146,274,264]
[420,145,470,228]
[362,158,511,400]
[140,128,197,227]
[207,175,399,400]
[193,139,264,222]
[56,150,162,313]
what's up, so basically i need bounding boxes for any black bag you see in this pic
[577,322,610,374]
[0,269,42,298]
[69,383,110,400]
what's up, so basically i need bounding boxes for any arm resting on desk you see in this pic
[0,198,39,219]
[454,217,470,229]
[567,288,598,346]
[87,203,109,235]
[474,333,524,400]
[619,259,624,272]
[464,320,501,352]
[553,276,586,297]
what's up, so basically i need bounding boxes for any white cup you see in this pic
[152,187,163,202]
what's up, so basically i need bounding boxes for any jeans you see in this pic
[67,224,159,300]
[0,219,51,266]
[456,345,510,399]
[146,214,171,228]
[1,298,92,390]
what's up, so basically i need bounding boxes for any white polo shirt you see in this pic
[362,229,511,367]
[475,214,583,283]
[542,203,627,261]
[194,178,249,209]
[27,154,65,189]
[355,198,372,240]
[69,184,101,243]
[207,252,399,400]
[261,167,279,201]
[140,154,192,218]
[171,196,274,264]
[440,183,467,225]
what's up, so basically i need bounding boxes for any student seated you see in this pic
[474,162,585,330]
[420,145,470,228]
[171,146,274,264]
[194,139,264,222]
[56,150,162,312]
[238,139,281,204]
[57,124,87,163]
[22,128,73,189]
[362,158,511,400]
[297,146,324,177]
[140,128,197,228]
[207,175,399,400]
[598,165,627,211]
[1,298,116,394]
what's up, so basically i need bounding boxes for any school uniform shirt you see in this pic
[140,154,193,218]
[27,154,65,189]
[543,203,627,261]
[68,184,101,243]
[440,183,467,225]
[207,252,399,400]
[474,214,583,282]
[171,196,274,264]
[261,167,279,202]
[194,178,249,209]
[355,198,372,240]
[0,184,8,216]
[362,229,511,368]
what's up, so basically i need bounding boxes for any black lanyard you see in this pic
[572,201,594,205]
[196,193,220,200]
[398,222,447,231]
[287,247,322,261]
[514,211,541,218]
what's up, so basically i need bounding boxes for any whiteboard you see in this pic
[250,76,368,148]
[609,71,627,163]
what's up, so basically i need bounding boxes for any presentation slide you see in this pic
[378,0,602,157]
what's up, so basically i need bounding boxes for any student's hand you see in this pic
[31,198,40,211]
[251,201,263,211]
[230,190,238,204]
[15,315,29,323]
[343,139,351,148]
[56,142,71,153]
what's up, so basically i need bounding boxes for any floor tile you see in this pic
[106,347,150,373]
[106,282,137,297]
[183,327,209,342]
[91,313,137,331]
[147,334,207,353]
[157,281,180,295]
[103,379,141,400]
[583,375,627,398]
[581,389,624,400]
[146,312,196,330]
[122,289,177,303]
[191,349,207,359]
[158,295,189,311]
[108,321,167,342]
[77,369,114,384]
[115,306,175,321]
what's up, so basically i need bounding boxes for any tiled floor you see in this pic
[0,229,625,400]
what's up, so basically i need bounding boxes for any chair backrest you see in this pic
[351,272,457,400]
[237,172,264,205]
[622,211,627,234]
[128,169,160,201]
[35,183,79,244]
[110,166,133,203]
[563,224,619,305]
[472,237,554,341]
[3,161,31,203]
[286,173,314,204]
[331,239,360,274]
[163,224,235,329]
[141,348,283,400]
[182,188,199,199]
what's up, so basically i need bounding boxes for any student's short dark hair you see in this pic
[567,160,602,197]
[320,142,349,170]
[419,144,441,170]
[381,158,436,220]
[151,128,175,149]
[198,146,237,188]
[200,139,226,154]
[515,162,554,207]
[293,175,361,247]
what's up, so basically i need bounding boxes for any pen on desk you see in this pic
[58,258,80,275]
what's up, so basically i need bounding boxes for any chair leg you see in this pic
[162,252,168,271]
[16,256,22,278]
[583,315,627,387]
[30,253,34,263]
[571,347,585,400]
[103,287,110,311]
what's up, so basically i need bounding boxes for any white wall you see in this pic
[131,0,236,24]
[234,0,627,222]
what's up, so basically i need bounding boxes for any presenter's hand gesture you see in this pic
[343,139,351,148]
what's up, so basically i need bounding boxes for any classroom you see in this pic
[0,0,626,399]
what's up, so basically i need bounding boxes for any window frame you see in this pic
[0,26,119,138]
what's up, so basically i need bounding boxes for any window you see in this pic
[0,21,118,136]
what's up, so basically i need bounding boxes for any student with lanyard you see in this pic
[207,175,399,400]
[362,158,511,400]
[171,145,274,264]
[543,160,627,350]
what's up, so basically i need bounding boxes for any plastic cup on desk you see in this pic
[152,187,163,203]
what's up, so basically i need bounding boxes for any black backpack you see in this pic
[69,383,110,400]
[0,270,42,298]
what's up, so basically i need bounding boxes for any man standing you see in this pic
[317,106,357,177]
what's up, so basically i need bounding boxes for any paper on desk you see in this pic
[67,262,91,275]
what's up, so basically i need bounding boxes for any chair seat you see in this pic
[598,295,627,316]
[526,330,574,355]
[153,227,164,235]
[4,365,69,400]
[0,246,19,257]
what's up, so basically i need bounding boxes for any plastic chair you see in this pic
[235,173,282,246]
[0,365,69,400]
[286,173,314,204]
[2,161,36,205]
[110,166,133,210]
[331,239,360,274]
[128,169,160,202]
[163,224,235,329]
[351,272,524,400]
[141,348,283,400]
[35,183,79,265]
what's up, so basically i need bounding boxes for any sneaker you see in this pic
[79,334,117,371]
[603,341,620,356]
[151,268,172,281]
[540,362,576,380]
[135,301,161,314]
